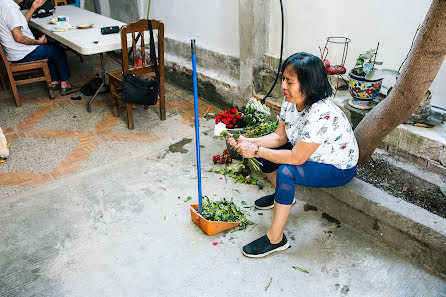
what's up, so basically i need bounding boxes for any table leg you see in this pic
[87,53,109,112]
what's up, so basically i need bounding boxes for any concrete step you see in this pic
[294,177,446,279]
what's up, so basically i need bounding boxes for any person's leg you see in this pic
[18,45,60,83]
[267,163,357,245]
[243,162,356,257]
[266,202,291,243]
[264,171,277,188]
[18,43,76,93]
[254,142,293,209]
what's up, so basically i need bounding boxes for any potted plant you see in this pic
[349,43,385,100]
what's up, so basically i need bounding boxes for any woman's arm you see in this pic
[234,140,320,166]
[234,121,288,148]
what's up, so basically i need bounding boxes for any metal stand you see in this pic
[87,53,109,112]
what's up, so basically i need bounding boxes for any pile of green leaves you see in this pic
[244,120,278,138]
[201,196,254,231]
[209,163,260,186]
[227,172,260,185]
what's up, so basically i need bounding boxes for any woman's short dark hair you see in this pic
[281,52,332,107]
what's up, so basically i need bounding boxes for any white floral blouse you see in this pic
[279,98,359,169]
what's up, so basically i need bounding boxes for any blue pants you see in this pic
[17,43,70,82]
[257,143,357,205]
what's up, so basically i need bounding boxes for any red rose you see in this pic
[231,107,237,114]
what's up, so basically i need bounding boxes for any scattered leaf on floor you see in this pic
[212,242,218,246]
[191,240,196,246]
[0,160,4,164]
[292,266,309,273]
[163,216,166,220]
[258,212,263,216]
[414,123,434,128]
[265,277,272,291]
[402,183,409,192]
[184,196,192,203]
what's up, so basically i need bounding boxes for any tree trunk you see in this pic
[354,0,446,164]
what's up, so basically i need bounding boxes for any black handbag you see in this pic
[121,20,160,106]
[29,0,56,18]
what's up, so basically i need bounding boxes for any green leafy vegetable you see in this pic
[201,196,254,231]
[244,120,278,138]
[265,277,272,291]
[292,266,309,273]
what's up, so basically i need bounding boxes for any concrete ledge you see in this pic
[294,178,446,279]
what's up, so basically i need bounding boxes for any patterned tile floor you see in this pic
[0,53,217,198]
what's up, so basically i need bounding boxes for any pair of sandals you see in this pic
[51,84,81,96]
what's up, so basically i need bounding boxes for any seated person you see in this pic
[0,0,79,96]
[227,52,359,258]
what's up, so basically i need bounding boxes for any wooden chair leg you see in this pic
[42,63,55,100]
[159,84,166,121]
[0,69,6,91]
[8,75,20,107]
[109,82,119,117]
[126,102,134,129]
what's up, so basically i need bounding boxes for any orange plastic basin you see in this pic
[190,204,240,236]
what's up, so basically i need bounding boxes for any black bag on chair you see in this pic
[121,20,160,106]
[121,74,159,105]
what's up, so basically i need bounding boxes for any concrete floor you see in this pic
[1,53,446,297]
[1,115,446,296]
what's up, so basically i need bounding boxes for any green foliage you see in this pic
[201,196,254,230]
[354,43,382,76]
[244,120,278,138]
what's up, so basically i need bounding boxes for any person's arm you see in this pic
[227,120,288,149]
[256,141,320,165]
[11,27,46,45]
[24,0,47,22]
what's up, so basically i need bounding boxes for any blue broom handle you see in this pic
[191,40,203,214]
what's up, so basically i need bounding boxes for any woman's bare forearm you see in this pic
[247,132,288,148]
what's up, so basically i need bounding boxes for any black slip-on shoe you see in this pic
[242,234,289,258]
[60,86,81,96]
[254,193,275,210]
[254,193,296,210]
[51,84,61,91]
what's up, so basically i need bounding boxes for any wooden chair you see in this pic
[0,44,54,107]
[53,0,67,6]
[107,19,165,129]
[0,62,6,91]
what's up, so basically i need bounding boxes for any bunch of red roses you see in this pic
[212,149,232,164]
[215,107,243,129]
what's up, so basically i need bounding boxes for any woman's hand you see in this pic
[235,135,249,143]
[234,141,257,158]
[226,134,238,148]
[226,134,250,148]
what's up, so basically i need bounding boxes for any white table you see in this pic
[27,6,126,111]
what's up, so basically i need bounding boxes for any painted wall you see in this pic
[138,0,240,57]
[268,0,446,109]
